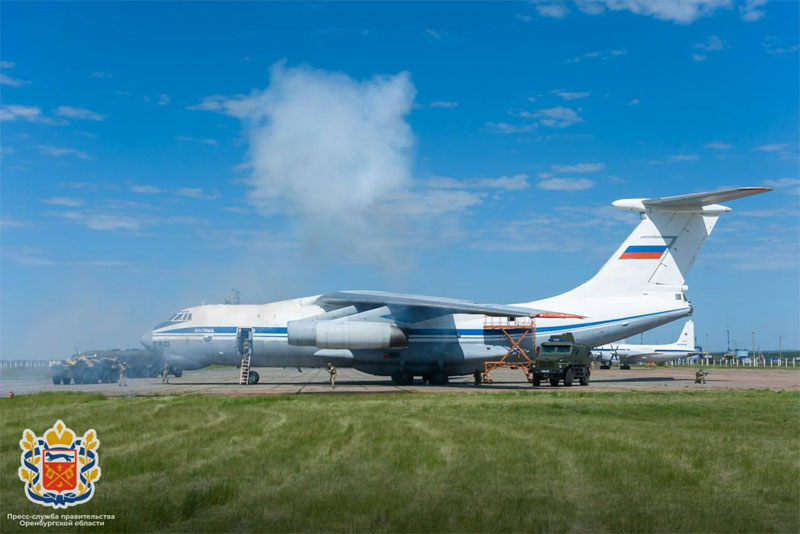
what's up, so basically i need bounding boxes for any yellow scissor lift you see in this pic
[482,312,583,384]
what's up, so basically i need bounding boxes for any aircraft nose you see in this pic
[140,329,153,349]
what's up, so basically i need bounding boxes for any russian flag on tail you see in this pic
[619,245,668,260]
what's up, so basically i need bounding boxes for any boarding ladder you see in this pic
[238,353,252,385]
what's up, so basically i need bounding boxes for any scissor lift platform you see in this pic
[482,317,537,383]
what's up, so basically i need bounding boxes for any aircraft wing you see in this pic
[316,290,557,320]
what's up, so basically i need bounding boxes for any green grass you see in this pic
[1,391,798,533]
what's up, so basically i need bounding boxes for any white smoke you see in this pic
[216,63,418,263]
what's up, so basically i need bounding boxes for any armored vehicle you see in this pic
[50,349,181,385]
[530,333,592,387]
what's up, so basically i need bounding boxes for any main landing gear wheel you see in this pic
[391,371,414,386]
[621,364,631,370]
[247,371,260,385]
[427,370,449,385]
[564,368,574,387]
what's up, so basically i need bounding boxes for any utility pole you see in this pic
[779,336,782,359]
[726,326,730,353]
[752,331,755,360]
[705,332,709,354]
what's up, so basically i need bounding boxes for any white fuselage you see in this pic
[146,291,691,376]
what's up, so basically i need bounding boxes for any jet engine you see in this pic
[287,320,407,350]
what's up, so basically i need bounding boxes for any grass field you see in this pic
[1,391,798,533]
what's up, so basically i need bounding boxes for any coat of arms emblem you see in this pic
[18,420,101,509]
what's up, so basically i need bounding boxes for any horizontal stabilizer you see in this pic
[613,187,771,212]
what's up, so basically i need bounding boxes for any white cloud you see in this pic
[695,35,725,51]
[54,106,107,121]
[578,0,732,24]
[38,145,91,160]
[537,177,595,191]
[0,73,31,86]
[177,135,218,146]
[158,94,170,106]
[0,146,13,155]
[428,174,529,191]
[765,44,799,55]
[756,143,788,151]
[764,178,800,188]
[521,106,583,128]
[424,28,443,40]
[89,72,113,79]
[187,94,231,111]
[534,1,569,18]
[551,162,604,173]
[0,105,43,121]
[692,53,707,62]
[485,121,537,134]
[429,101,459,108]
[551,89,590,101]
[628,98,640,106]
[0,216,25,228]
[564,49,627,64]
[0,61,15,68]
[516,13,533,21]
[50,211,144,231]
[739,0,767,21]
[705,142,732,150]
[130,185,162,194]
[42,197,84,207]
[670,154,700,161]
[176,187,219,199]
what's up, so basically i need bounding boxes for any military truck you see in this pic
[51,349,181,385]
[530,333,592,387]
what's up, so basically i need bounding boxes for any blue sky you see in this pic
[1,1,798,358]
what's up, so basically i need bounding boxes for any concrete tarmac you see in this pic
[2,365,798,397]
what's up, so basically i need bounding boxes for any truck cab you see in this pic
[531,333,592,387]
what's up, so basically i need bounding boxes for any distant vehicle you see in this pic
[139,187,770,385]
[592,320,701,369]
[530,333,592,387]
[50,349,181,385]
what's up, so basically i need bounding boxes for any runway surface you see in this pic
[2,365,798,396]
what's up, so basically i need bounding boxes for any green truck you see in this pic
[51,349,182,385]
[530,333,592,387]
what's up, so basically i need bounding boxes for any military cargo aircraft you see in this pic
[140,187,769,385]
[592,320,701,369]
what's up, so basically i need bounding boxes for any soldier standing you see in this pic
[473,369,482,386]
[162,362,170,383]
[326,362,337,390]
[118,362,128,387]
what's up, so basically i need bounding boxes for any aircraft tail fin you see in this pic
[568,187,771,298]
[675,320,694,347]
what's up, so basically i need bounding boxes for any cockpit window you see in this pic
[169,311,192,322]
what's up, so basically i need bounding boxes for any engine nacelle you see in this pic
[287,320,407,349]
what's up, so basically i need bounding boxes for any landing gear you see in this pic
[425,370,449,385]
[620,364,631,370]
[391,371,414,386]
[247,371,260,385]
[600,364,611,370]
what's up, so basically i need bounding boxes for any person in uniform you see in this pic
[162,362,170,383]
[118,362,128,387]
[695,368,708,384]
[326,362,337,390]
[473,369,482,386]
[242,339,251,356]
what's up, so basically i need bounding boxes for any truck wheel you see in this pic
[579,369,590,386]
[564,368,574,387]
[62,377,71,385]
[549,377,560,387]
[52,377,61,385]
[532,377,540,387]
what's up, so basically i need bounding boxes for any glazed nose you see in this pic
[140,329,153,349]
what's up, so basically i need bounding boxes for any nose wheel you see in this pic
[247,371,260,384]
